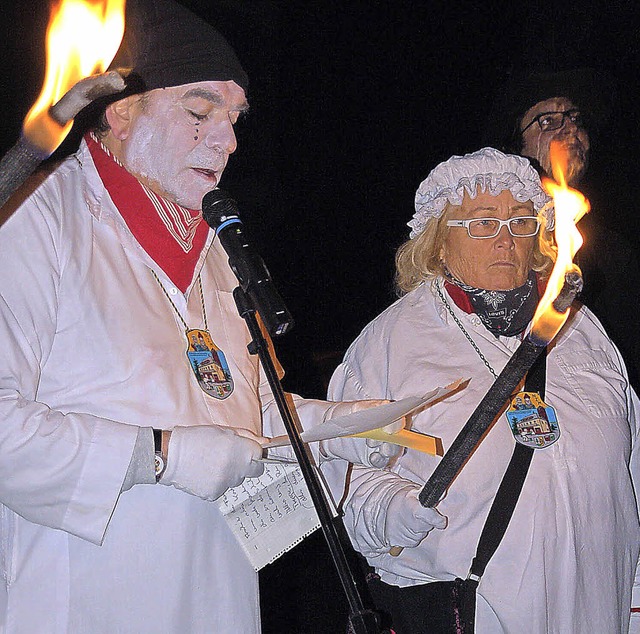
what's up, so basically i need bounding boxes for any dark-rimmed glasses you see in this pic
[521,109,583,133]
[446,216,541,239]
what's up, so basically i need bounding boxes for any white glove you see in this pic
[383,486,447,550]
[319,400,403,468]
[160,425,265,501]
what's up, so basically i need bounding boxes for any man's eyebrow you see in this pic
[181,88,250,111]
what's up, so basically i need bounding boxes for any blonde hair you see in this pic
[395,203,556,295]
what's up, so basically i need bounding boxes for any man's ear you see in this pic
[105,95,140,141]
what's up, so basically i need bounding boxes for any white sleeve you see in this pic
[629,386,640,629]
[0,196,139,545]
[340,464,423,558]
[257,354,334,461]
[257,348,374,461]
[319,355,380,493]
[254,316,340,446]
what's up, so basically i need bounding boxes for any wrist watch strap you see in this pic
[153,428,166,482]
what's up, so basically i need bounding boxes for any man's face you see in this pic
[118,80,248,210]
[519,97,590,185]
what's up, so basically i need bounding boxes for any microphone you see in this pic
[202,189,294,337]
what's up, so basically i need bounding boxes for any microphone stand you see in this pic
[232,286,384,634]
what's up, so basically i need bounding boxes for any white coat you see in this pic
[0,141,335,633]
[324,278,640,633]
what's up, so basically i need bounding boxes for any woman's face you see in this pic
[440,189,536,290]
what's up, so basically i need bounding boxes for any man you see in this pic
[483,68,640,392]
[482,68,602,186]
[519,95,589,186]
[0,1,397,632]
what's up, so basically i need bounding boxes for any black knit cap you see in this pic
[481,68,613,153]
[109,0,248,94]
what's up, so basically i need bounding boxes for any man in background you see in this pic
[483,68,640,391]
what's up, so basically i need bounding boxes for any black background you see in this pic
[1,1,639,631]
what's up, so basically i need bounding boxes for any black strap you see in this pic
[153,428,163,453]
[468,347,547,581]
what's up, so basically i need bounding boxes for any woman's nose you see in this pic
[494,224,515,248]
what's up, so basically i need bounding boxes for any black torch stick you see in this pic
[418,271,583,508]
[1,72,124,211]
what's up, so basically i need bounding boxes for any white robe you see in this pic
[324,279,640,633]
[0,141,334,633]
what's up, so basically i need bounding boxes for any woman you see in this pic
[323,148,640,633]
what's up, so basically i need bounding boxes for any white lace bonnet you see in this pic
[409,147,554,239]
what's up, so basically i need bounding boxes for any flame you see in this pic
[531,142,590,342]
[23,0,125,154]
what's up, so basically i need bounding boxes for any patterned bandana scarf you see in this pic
[444,269,539,337]
[86,132,209,293]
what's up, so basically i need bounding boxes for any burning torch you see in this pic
[418,142,590,509]
[0,0,126,209]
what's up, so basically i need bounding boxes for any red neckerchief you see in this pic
[86,133,208,293]
[444,275,548,313]
[443,281,474,313]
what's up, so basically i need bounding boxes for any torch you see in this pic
[418,143,590,508]
[0,0,126,209]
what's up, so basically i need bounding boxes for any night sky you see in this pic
[1,1,639,631]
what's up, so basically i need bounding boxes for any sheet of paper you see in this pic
[219,381,467,569]
[263,379,466,449]
[218,463,332,571]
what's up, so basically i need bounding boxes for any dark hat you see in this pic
[109,0,248,94]
[481,68,614,153]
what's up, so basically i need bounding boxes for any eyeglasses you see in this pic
[446,216,541,239]
[521,108,583,133]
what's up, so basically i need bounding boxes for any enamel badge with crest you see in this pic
[185,328,234,399]
[505,391,560,449]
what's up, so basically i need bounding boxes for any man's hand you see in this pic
[159,425,265,501]
[319,399,404,468]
